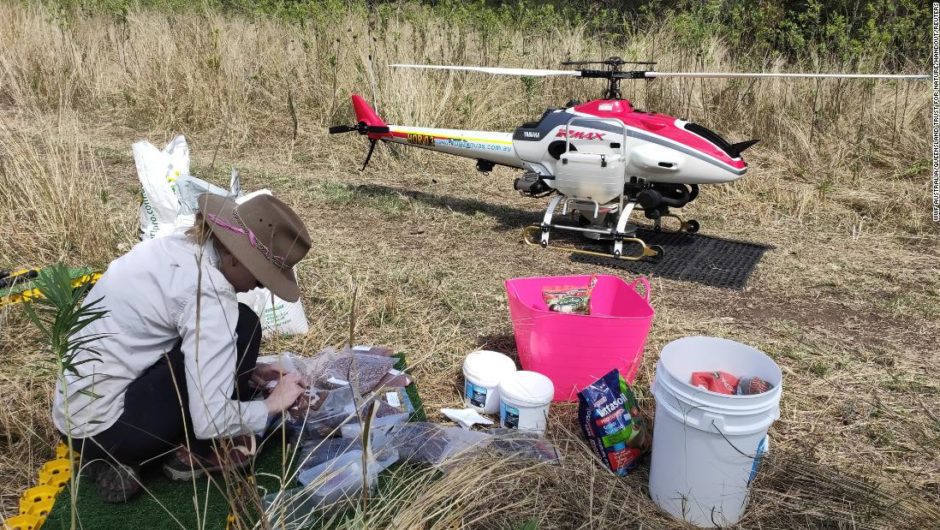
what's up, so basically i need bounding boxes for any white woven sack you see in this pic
[133,135,190,240]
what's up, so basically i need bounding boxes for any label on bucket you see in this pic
[465,381,488,408]
[500,402,520,429]
[747,436,768,485]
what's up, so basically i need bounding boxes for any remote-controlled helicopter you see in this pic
[329,58,926,261]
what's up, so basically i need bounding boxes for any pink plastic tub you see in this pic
[505,275,655,401]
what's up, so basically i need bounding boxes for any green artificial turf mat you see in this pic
[44,353,422,529]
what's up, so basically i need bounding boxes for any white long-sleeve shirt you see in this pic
[52,233,268,440]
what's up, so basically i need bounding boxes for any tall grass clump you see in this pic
[0,120,134,268]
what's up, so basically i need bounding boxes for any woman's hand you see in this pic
[250,362,285,389]
[264,372,307,415]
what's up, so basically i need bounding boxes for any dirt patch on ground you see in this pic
[680,282,939,362]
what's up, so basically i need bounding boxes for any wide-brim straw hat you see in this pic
[198,193,311,302]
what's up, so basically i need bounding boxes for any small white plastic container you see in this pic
[463,350,518,414]
[498,370,554,434]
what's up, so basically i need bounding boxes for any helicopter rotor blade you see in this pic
[329,124,390,135]
[329,125,357,134]
[645,71,928,80]
[561,60,613,66]
[390,64,581,77]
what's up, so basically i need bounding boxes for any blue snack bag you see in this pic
[578,368,650,476]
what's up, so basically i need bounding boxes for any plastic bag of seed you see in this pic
[542,274,598,314]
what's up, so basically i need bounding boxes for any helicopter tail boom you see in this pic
[341,94,524,170]
[381,125,523,169]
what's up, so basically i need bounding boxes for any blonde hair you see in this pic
[186,212,215,245]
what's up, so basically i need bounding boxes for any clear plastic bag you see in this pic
[296,445,399,494]
[384,422,490,466]
[298,437,362,471]
[485,428,562,464]
[280,346,406,392]
[323,351,397,393]
[294,385,413,440]
[383,422,449,464]
[262,487,321,529]
[298,387,359,438]
[266,446,400,526]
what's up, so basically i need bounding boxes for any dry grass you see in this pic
[1,1,938,528]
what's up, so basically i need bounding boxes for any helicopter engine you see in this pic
[513,171,552,196]
[632,182,699,220]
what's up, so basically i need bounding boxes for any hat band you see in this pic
[205,212,288,268]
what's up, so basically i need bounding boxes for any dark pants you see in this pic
[71,303,262,467]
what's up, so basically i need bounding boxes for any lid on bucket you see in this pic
[499,370,555,405]
[464,350,517,387]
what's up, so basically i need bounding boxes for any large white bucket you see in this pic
[649,336,782,527]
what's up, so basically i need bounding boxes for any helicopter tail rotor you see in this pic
[327,123,390,136]
[328,95,391,137]
[328,95,391,170]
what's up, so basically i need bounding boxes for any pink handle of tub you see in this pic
[630,276,652,303]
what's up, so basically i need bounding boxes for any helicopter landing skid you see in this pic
[522,197,663,261]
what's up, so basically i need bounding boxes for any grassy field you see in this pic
[1,1,938,528]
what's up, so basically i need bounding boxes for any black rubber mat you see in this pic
[568,228,772,290]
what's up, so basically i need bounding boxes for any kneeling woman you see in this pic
[53,193,311,502]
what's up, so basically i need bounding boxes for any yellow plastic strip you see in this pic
[5,443,73,530]
[3,514,42,530]
[18,486,59,515]
[0,273,101,308]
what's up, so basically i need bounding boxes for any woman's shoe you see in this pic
[86,460,142,503]
[162,435,256,481]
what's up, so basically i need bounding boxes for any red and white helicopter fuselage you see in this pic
[374,97,748,186]
[332,60,925,261]
[347,93,752,259]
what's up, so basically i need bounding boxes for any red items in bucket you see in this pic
[690,371,774,395]
[737,377,773,395]
[690,371,739,394]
